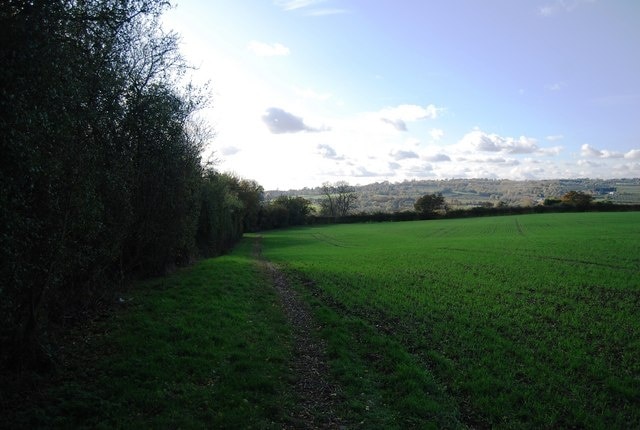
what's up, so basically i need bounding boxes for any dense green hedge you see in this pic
[0,1,260,368]
[307,202,640,225]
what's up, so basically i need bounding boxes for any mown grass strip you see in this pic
[10,239,295,429]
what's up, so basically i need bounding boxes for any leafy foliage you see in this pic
[260,196,314,229]
[195,171,250,257]
[561,190,593,207]
[414,192,446,216]
[0,0,257,368]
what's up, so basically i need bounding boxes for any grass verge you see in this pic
[5,239,295,429]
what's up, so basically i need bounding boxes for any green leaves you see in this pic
[414,192,446,216]
[0,0,228,368]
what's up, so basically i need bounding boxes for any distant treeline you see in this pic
[263,189,640,226]
[309,201,640,225]
[0,1,263,368]
[267,177,640,212]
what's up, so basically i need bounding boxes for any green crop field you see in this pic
[259,212,640,428]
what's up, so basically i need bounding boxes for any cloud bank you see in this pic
[460,130,541,154]
[391,150,419,161]
[581,144,640,160]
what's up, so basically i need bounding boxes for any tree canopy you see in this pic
[320,181,358,218]
[414,193,447,216]
[260,196,314,229]
[561,191,593,207]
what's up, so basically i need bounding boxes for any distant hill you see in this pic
[266,178,640,213]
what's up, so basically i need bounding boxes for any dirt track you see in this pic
[253,237,346,429]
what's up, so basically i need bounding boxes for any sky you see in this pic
[162,0,640,190]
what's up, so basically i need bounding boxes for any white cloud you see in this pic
[381,118,407,131]
[262,107,327,133]
[211,78,628,188]
[353,166,386,177]
[509,165,546,180]
[577,159,602,167]
[317,143,343,160]
[504,137,539,154]
[377,104,441,132]
[391,150,419,161]
[624,149,640,159]
[457,156,519,166]
[406,163,435,177]
[489,157,520,166]
[580,144,600,157]
[539,146,563,156]
[580,143,623,159]
[247,41,290,57]
[294,87,331,101]
[423,153,451,162]
[329,104,442,146]
[546,134,564,141]
[581,147,640,162]
[379,104,440,122]
[461,131,500,152]
[459,130,540,154]
[429,128,444,141]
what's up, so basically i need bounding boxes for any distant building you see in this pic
[594,187,617,195]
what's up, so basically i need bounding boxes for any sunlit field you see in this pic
[260,212,640,428]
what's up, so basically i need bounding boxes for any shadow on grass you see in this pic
[4,240,295,429]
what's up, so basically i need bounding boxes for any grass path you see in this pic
[254,236,347,428]
[256,234,465,429]
[3,239,299,428]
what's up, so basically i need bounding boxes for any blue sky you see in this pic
[163,0,640,190]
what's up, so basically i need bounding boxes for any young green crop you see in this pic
[261,212,640,428]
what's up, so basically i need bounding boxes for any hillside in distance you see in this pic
[266,178,640,213]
